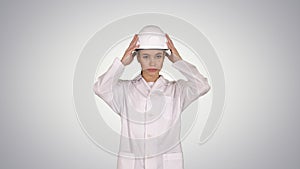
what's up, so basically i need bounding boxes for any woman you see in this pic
[93,25,210,169]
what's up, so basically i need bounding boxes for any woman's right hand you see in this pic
[121,34,140,66]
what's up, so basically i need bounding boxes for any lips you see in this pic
[147,69,157,72]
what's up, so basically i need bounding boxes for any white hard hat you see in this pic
[136,25,168,50]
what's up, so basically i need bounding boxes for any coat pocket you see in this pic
[162,152,183,169]
[117,152,135,169]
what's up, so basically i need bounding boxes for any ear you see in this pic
[136,52,141,63]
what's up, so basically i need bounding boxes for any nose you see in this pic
[149,58,155,66]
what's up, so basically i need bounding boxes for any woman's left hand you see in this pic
[165,33,183,63]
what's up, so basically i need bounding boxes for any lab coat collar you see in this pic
[132,73,169,87]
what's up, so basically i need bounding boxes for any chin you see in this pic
[145,70,158,75]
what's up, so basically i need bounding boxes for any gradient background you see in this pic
[1,0,299,169]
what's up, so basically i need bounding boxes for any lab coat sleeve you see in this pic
[93,57,126,115]
[172,59,211,112]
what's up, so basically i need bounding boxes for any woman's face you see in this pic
[137,49,166,75]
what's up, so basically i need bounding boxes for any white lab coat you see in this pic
[93,57,210,169]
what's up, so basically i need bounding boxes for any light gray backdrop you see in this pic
[1,0,299,169]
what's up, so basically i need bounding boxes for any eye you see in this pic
[142,55,148,58]
[156,55,162,58]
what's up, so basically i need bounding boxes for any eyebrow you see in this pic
[142,52,163,55]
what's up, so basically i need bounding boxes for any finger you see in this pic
[169,41,175,50]
[166,34,172,42]
[128,44,139,52]
[131,36,137,43]
[168,38,174,46]
[167,40,174,50]
[166,34,171,44]
[133,34,139,41]
[166,41,172,49]
[166,35,174,45]
[131,42,139,48]
[165,33,170,39]
[129,34,138,44]
[130,38,136,45]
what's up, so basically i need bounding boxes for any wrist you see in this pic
[173,58,183,63]
[120,59,126,66]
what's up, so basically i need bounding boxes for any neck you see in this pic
[141,71,160,82]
